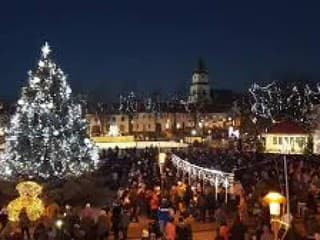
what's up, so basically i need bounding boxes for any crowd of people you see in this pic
[174,147,320,238]
[1,146,320,239]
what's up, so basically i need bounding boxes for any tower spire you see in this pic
[194,57,208,74]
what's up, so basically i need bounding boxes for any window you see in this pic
[296,137,306,148]
[112,117,116,122]
[290,137,294,144]
[273,137,277,145]
[136,124,139,129]
[121,116,125,121]
[148,124,151,129]
[278,137,282,145]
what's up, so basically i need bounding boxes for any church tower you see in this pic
[188,58,212,103]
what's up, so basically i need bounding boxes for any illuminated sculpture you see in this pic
[7,181,44,222]
[108,125,120,137]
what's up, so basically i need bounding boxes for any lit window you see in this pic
[273,137,277,145]
[296,137,306,148]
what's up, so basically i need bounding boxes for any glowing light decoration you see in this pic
[0,42,98,180]
[41,42,51,58]
[263,192,286,216]
[171,154,234,202]
[7,181,44,222]
[249,82,279,121]
[228,126,240,139]
[108,125,120,137]
[119,92,137,114]
[249,81,320,125]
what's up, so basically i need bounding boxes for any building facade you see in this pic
[87,58,240,140]
[87,110,240,140]
[262,121,309,155]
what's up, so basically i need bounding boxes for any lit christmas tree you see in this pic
[1,42,99,179]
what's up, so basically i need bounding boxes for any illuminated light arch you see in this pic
[171,154,234,203]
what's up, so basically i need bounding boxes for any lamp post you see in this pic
[263,192,286,239]
[158,152,166,193]
[281,141,290,225]
[55,219,64,240]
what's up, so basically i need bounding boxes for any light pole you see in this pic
[263,192,286,239]
[281,141,291,225]
[158,152,166,193]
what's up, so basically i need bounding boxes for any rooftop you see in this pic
[267,120,308,134]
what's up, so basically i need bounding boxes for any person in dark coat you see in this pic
[0,208,8,234]
[176,217,192,240]
[120,210,131,240]
[230,216,247,240]
[112,201,122,240]
[19,208,31,240]
[33,222,48,240]
[197,193,207,222]
[64,208,80,238]
[96,210,111,240]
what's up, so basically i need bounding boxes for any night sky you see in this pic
[0,0,319,102]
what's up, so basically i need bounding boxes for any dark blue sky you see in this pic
[0,0,319,101]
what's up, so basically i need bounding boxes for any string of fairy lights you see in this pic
[249,81,320,124]
[171,154,234,202]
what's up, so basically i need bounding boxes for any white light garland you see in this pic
[0,42,99,180]
[249,81,320,124]
[171,154,234,202]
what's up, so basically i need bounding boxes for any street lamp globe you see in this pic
[55,219,64,229]
[263,192,286,216]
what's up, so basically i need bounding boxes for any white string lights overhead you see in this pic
[171,154,234,202]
